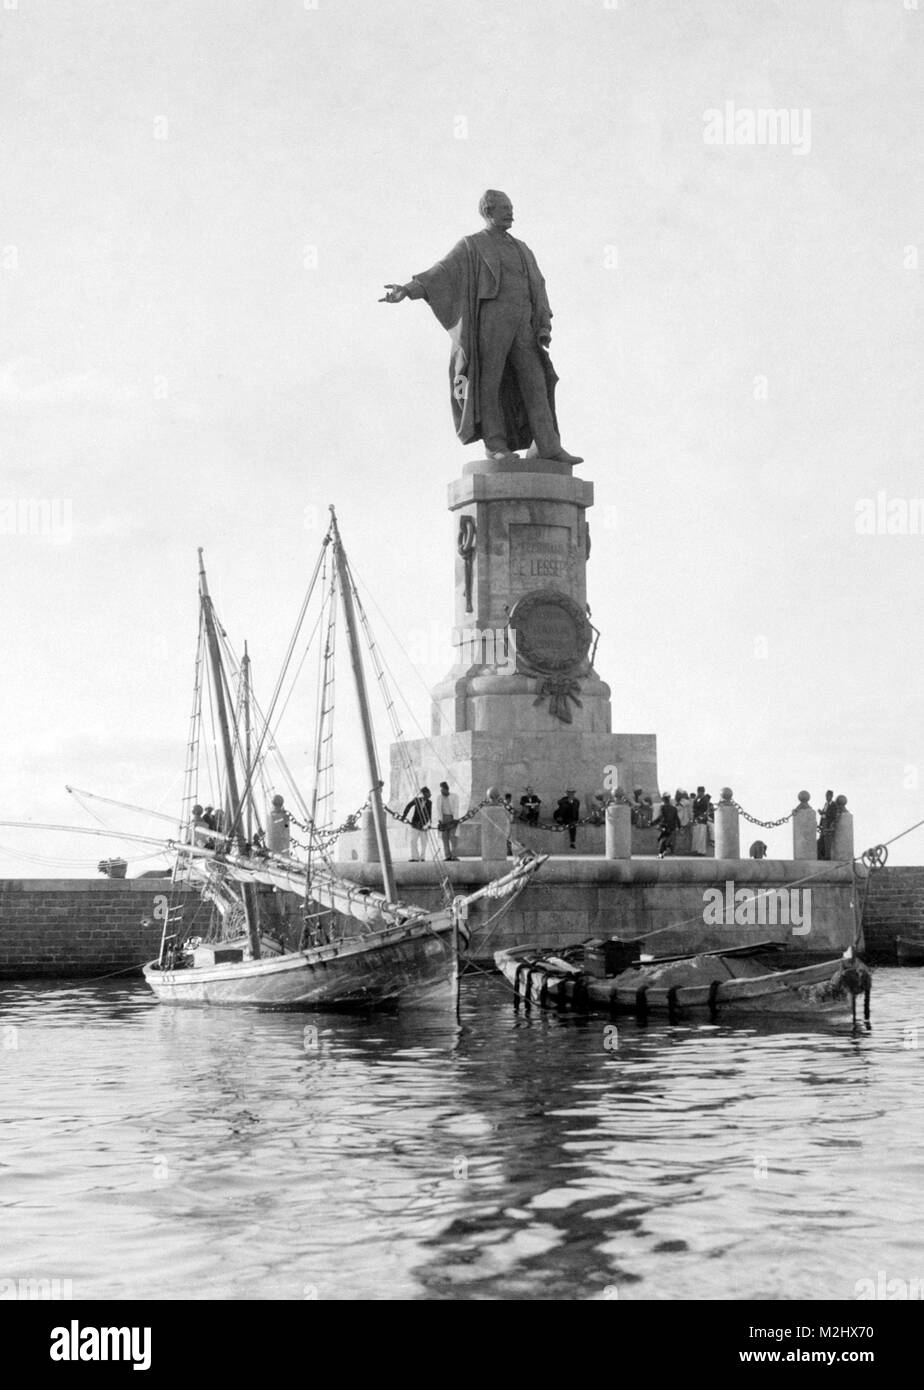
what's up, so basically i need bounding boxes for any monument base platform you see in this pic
[390,730,659,825]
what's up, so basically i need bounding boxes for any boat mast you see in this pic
[328,509,398,903]
[242,641,253,845]
[198,550,261,958]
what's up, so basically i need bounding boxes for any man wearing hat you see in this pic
[553,786,582,850]
[817,790,836,859]
[401,786,432,861]
[519,785,541,826]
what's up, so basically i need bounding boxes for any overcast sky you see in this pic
[1,0,922,873]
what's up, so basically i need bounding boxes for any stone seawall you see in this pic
[0,862,917,979]
[0,880,206,979]
[861,866,924,962]
[338,857,865,959]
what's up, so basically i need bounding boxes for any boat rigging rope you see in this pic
[201,641,225,816]
[179,614,206,838]
[352,574,475,857]
[861,814,924,859]
[0,843,170,869]
[65,787,109,829]
[216,539,329,844]
[606,855,876,945]
[308,549,338,879]
[458,870,539,964]
[349,574,456,905]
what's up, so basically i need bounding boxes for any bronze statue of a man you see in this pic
[381,191,582,465]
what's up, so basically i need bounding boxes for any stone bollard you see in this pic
[714,787,740,859]
[792,790,817,859]
[605,800,632,859]
[832,802,854,861]
[359,808,380,863]
[481,803,510,863]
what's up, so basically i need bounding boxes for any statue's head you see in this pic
[479,189,513,229]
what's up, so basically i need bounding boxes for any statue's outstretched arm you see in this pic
[379,279,426,303]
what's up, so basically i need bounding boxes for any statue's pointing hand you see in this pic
[379,284,407,303]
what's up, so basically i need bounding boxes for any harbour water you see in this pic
[1,968,922,1302]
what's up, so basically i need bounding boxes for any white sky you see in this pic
[1,0,922,873]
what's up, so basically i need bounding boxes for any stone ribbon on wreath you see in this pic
[508,589,593,724]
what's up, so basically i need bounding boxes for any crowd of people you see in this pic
[398,782,721,859]
[189,803,225,848]
[398,781,728,860]
[188,794,293,856]
[637,787,715,859]
[399,782,586,857]
[190,781,850,865]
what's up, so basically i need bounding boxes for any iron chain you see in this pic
[730,800,795,830]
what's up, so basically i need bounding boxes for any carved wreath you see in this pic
[508,589,593,675]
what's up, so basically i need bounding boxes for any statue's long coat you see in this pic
[413,231,559,449]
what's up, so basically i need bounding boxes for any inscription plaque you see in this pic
[509,523,577,593]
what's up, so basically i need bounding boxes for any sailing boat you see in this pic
[142,509,545,1012]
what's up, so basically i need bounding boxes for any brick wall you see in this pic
[0,879,207,979]
[861,866,924,962]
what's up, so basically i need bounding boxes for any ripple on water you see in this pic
[0,969,922,1298]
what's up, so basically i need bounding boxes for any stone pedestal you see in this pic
[391,456,658,819]
[792,797,817,859]
[605,802,632,860]
[359,809,380,862]
[480,804,510,864]
[833,810,854,861]
[714,796,740,859]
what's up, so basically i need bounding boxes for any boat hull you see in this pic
[495,944,867,1019]
[144,918,458,1011]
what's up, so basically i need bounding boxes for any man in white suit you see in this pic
[435,781,460,861]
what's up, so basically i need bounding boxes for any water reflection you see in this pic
[0,970,921,1300]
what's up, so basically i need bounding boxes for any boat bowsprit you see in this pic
[495,940,872,1025]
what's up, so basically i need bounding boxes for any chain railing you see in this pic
[282,793,373,854]
[290,791,805,846]
[385,796,493,829]
[729,800,795,830]
[388,798,618,836]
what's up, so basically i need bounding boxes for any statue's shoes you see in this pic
[487,448,518,461]
[525,443,584,465]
